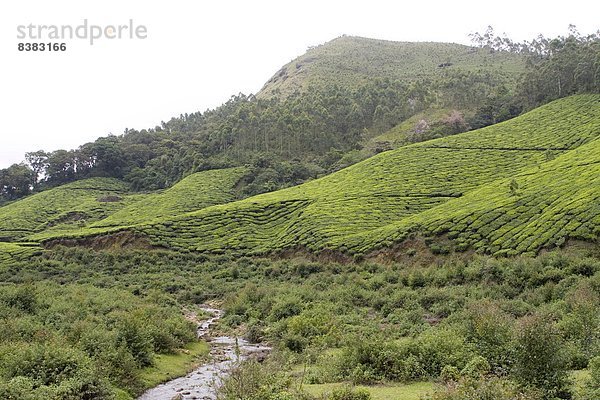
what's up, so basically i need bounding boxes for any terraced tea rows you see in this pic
[23,168,248,242]
[100,94,600,255]
[0,178,135,241]
[0,167,247,245]
[416,95,600,150]
[90,167,246,229]
[0,242,41,265]
[351,136,600,256]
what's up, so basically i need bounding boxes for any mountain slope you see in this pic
[258,36,525,98]
[0,178,134,241]
[90,167,246,229]
[350,134,600,256]
[30,94,600,256]
[0,168,246,245]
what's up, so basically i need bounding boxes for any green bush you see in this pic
[337,329,471,384]
[0,282,197,397]
[0,343,112,400]
[578,356,600,400]
[414,328,473,377]
[216,360,296,400]
[463,301,515,373]
[513,314,571,399]
[440,365,460,383]
[461,356,491,378]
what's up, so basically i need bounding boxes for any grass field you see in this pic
[303,382,435,400]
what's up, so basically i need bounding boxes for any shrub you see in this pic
[440,365,460,383]
[0,285,38,314]
[513,314,571,399]
[216,360,295,400]
[0,343,112,400]
[577,356,600,400]
[463,301,515,374]
[558,280,600,367]
[461,356,491,378]
[338,329,471,384]
[415,328,473,377]
[115,317,154,367]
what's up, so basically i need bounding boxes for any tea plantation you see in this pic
[0,178,133,241]
[94,94,600,255]
[89,166,246,229]
[2,95,599,258]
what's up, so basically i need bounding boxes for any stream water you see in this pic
[138,306,270,400]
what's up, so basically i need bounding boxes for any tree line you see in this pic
[1,28,598,204]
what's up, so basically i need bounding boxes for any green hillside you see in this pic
[0,168,246,248]
[0,242,41,265]
[351,133,600,256]
[0,178,135,241]
[1,36,530,204]
[368,108,468,149]
[1,32,598,400]
[258,36,525,98]
[28,94,599,256]
[90,167,246,229]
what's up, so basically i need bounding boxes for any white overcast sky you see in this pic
[0,0,598,168]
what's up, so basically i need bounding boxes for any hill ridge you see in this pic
[258,35,525,98]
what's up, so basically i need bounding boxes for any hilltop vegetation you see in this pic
[0,37,529,201]
[258,36,525,99]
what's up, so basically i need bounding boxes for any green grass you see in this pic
[258,36,525,99]
[138,341,210,390]
[303,382,435,400]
